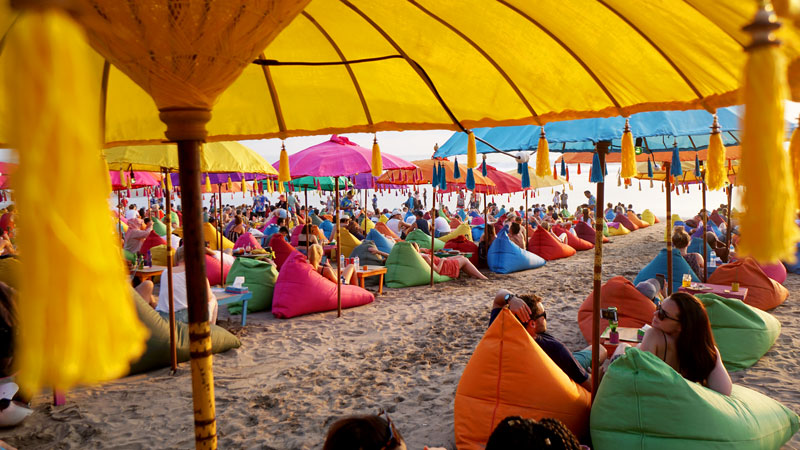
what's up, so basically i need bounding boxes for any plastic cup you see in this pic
[682,273,692,288]
[731,281,740,292]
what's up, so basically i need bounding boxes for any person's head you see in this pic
[510,222,521,235]
[607,202,613,208]
[671,225,690,250]
[279,226,290,236]
[515,292,546,335]
[307,244,324,267]
[323,413,406,450]
[234,215,243,226]
[128,205,135,210]
[486,416,581,450]
[173,246,185,266]
[414,210,424,219]
[584,190,591,198]
[276,217,285,227]
[207,217,217,226]
[654,292,718,383]
[143,217,151,227]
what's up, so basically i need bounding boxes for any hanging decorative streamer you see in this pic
[694,155,702,178]
[278,142,291,183]
[650,179,654,188]
[565,167,570,182]
[466,168,476,191]
[639,181,642,191]
[647,158,654,179]
[620,118,636,178]
[226,176,233,191]
[670,145,683,177]
[589,152,604,183]
[560,158,566,177]
[371,135,383,176]
[577,163,581,175]
[467,131,477,169]
[432,163,439,190]
[453,158,461,179]
[553,163,557,180]
[535,129,551,176]
[706,114,727,190]
[481,155,488,176]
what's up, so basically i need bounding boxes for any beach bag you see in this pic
[269,233,297,270]
[627,210,649,228]
[575,221,608,244]
[151,217,167,236]
[205,254,231,286]
[225,258,278,313]
[527,226,576,261]
[444,235,480,267]
[641,209,656,225]
[614,212,637,231]
[606,222,630,236]
[405,229,445,251]
[140,230,166,256]
[707,258,788,311]
[552,224,593,251]
[234,232,262,251]
[149,244,175,267]
[365,228,394,254]
[203,222,234,251]
[374,221,399,240]
[349,240,385,267]
[439,223,473,243]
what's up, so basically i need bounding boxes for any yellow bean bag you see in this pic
[150,245,175,267]
[338,228,362,258]
[379,215,388,223]
[671,213,682,223]
[641,209,656,225]
[360,217,375,234]
[455,308,591,449]
[203,222,233,251]
[0,257,21,290]
[439,222,473,243]
[607,222,630,236]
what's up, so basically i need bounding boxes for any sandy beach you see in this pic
[2,221,798,449]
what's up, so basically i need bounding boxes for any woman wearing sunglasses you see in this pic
[615,292,732,395]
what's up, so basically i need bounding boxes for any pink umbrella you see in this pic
[109,170,162,190]
[0,162,17,190]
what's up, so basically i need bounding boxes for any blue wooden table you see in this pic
[211,288,252,326]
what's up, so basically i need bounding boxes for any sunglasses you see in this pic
[522,311,546,327]
[656,305,679,322]
[377,409,399,450]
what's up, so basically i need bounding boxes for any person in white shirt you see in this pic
[385,210,404,238]
[125,204,139,220]
[156,246,218,325]
[433,215,451,238]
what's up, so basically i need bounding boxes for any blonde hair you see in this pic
[308,244,323,266]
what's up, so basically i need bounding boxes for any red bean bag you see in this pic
[205,254,231,286]
[269,233,297,270]
[527,226,576,261]
[614,212,638,231]
[627,211,650,228]
[577,276,656,344]
[455,308,591,449]
[575,221,609,245]
[449,218,462,229]
[374,222,399,240]
[708,258,789,311]
[271,252,374,318]
[710,210,725,227]
[234,232,262,250]
[552,224,594,251]
[444,235,480,266]
[140,230,166,256]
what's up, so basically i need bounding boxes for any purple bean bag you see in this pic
[614,212,637,231]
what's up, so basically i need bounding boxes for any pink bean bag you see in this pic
[552,224,594,251]
[710,210,725,227]
[614,212,638,231]
[234,232,262,251]
[205,254,231,286]
[527,226,576,261]
[756,261,788,285]
[575,221,609,245]
[269,233,297,270]
[140,230,166,256]
[290,225,303,246]
[471,216,485,226]
[271,252,374,318]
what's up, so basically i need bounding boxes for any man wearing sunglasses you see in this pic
[489,289,606,392]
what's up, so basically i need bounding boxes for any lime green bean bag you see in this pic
[385,241,451,288]
[696,293,781,372]
[405,229,445,251]
[591,348,799,449]
[129,290,241,375]
[151,217,167,236]
[602,221,610,237]
[225,257,278,313]
[641,209,656,225]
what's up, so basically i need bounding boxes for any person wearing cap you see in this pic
[123,217,153,254]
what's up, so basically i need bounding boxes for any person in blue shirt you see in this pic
[407,210,430,235]
[488,289,607,392]
[584,190,596,211]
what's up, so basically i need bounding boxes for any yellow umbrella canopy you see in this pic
[104,141,278,175]
[505,167,570,190]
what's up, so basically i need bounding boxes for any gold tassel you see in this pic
[7,8,146,397]
[278,142,291,183]
[204,174,211,192]
[242,175,248,194]
[118,170,125,188]
[790,119,800,210]
[278,181,285,194]
[620,118,636,178]
[166,172,173,191]
[535,129,551,177]
[706,114,727,191]
[467,131,477,169]
[266,179,274,194]
[371,135,383,176]
[739,3,799,263]
[226,175,232,191]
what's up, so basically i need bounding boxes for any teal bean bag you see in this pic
[591,348,799,449]
[225,257,278,313]
[385,241,451,288]
[365,228,394,254]
[310,214,323,226]
[487,229,546,274]
[696,293,781,371]
[405,229,445,251]
[350,240,385,267]
[151,217,167,236]
[785,242,800,274]
[687,237,714,260]
[129,289,240,375]
[634,248,699,293]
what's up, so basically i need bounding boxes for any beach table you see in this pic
[355,265,387,295]
[211,287,252,326]
[131,265,167,283]
[599,326,642,354]
[434,250,472,258]
[678,282,748,302]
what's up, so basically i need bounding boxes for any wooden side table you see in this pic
[131,265,167,283]
[355,265,388,295]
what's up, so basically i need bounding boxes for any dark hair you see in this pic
[668,292,719,384]
[486,416,581,450]
[323,415,404,450]
[510,222,521,234]
[276,217,285,226]
[234,215,243,226]
[671,225,690,249]
[143,218,151,225]
[279,226,290,235]
[483,224,497,245]
[516,292,543,315]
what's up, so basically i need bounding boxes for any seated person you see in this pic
[0,232,15,256]
[672,226,704,279]
[489,289,607,391]
[705,231,730,262]
[123,217,153,254]
[346,219,366,241]
[415,243,488,280]
[406,210,430,236]
[225,215,247,243]
[323,412,405,450]
[477,225,496,267]
[296,224,320,251]
[433,214,451,238]
[156,247,218,325]
[610,292,732,395]
[508,222,526,249]
[308,244,356,285]
[486,416,581,450]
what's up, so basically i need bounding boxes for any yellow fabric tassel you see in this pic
[706,115,727,191]
[739,6,799,263]
[278,143,291,183]
[371,136,383,176]
[278,181,285,194]
[789,124,800,210]
[535,130,551,177]
[226,176,232,191]
[118,170,125,188]
[467,131,477,169]
[165,172,173,191]
[204,174,211,192]
[6,9,147,397]
[620,119,636,178]
[242,175,248,194]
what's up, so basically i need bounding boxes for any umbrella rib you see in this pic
[595,0,710,111]
[100,60,110,143]
[407,0,541,125]
[497,0,623,115]
[301,11,374,127]
[257,52,287,134]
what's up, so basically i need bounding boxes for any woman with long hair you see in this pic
[672,226,704,279]
[478,225,497,268]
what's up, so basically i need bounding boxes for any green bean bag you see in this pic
[385,241,451,288]
[602,221,610,237]
[349,240,385,266]
[405,229,445,251]
[696,293,781,371]
[310,214,323,226]
[591,348,799,449]
[225,257,278,313]
[123,249,136,263]
[151,217,167,236]
[129,290,241,375]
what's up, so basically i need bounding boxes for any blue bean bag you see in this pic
[591,348,799,449]
[634,248,699,293]
[687,237,714,259]
[471,224,484,241]
[365,228,394,255]
[784,242,800,274]
[605,210,616,221]
[260,224,279,246]
[487,229,546,274]
[385,241,451,288]
[320,220,334,240]
[696,293,781,371]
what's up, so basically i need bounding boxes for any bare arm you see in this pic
[707,347,733,396]
[638,326,665,359]
[492,289,531,322]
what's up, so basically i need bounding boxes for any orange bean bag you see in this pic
[577,276,656,343]
[268,233,297,270]
[527,226,576,260]
[614,212,638,231]
[708,258,789,311]
[454,308,591,450]
[374,222,399,240]
[444,235,480,266]
[449,218,462,229]
[552,224,594,251]
[627,210,649,228]
[654,215,660,223]
[575,221,609,244]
